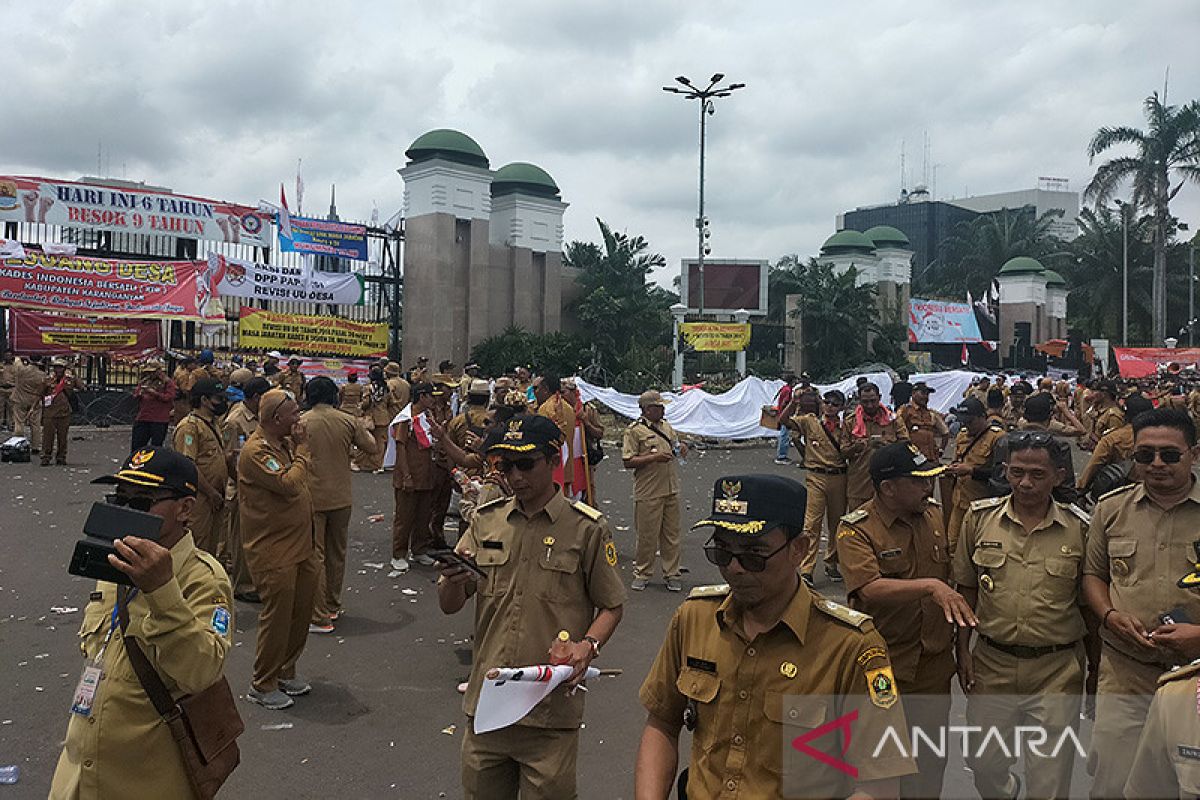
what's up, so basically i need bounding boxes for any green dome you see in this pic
[492,162,560,199]
[864,225,911,248]
[405,129,489,168]
[998,256,1045,275]
[1043,269,1067,287]
[820,230,877,255]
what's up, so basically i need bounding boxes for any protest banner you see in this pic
[238,307,387,357]
[680,322,752,352]
[0,249,218,321]
[1113,347,1200,378]
[908,298,983,343]
[277,214,368,260]
[0,176,270,246]
[210,252,363,305]
[293,357,379,383]
[9,310,161,358]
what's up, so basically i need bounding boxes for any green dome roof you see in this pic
[998,256,1045,275]
[864,225,911,248]
[1043,269,1067,287]
[405,129,489,168]
[820,230,877,254]
[492,162,560,199]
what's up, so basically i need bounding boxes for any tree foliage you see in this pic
[469,326,590,378]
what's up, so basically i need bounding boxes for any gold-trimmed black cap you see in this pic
[92,447,198,496]
[870,442,946,482]
[486,414,563,454]
[692,474,807,536]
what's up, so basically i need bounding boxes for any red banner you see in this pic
[1113,347,1200,378]
[0,250,218,321]
[10,310,161,359]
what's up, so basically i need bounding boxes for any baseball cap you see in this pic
[691,474,807,536]
[267,350,284,359]
[952,397,986,418]
[487,414,563,454]
[190,377,225,400]
[92,447,198,497]
[638,390,671,408]
[870,443,946,482]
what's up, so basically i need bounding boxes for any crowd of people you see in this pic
[21,346,1200,798]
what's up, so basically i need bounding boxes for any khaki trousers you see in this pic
[251,555,318,692]
[429,465,453,545]
[0,392,10,427]
[1088,644,1163,799]
[462,721,579,800]
[355,424,388,471]
[12,398,41,449]
[965,640,1084,800]
[897,652,955,800]
[311,507,352,623]
[633,494,681,580]
[800,471,847,575]
[188,494,224,556]
[225,497,256,597]
[41,412,70,463]
[393,487,435,559]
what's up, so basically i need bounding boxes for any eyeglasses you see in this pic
[703,537,791,573]
[111,492,183,512]
[498,456,544,473]
[1133,447,1186,465]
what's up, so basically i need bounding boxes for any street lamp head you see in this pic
[727,83,746,91]
[710,73,725,84]
[675,75,693,86]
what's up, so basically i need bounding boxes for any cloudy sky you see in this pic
[4,0,1198,287]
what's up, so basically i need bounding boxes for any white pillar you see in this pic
[671,303,687,388]
[734,308,750,378]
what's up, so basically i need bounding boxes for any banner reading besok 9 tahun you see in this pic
[0,176,271,247]
[0,250,218,322]
[238,307,388,358]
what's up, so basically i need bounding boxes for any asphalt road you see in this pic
[0,429,1096,798]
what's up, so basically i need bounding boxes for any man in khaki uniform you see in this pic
[385,361,411,414]
[239,389,317,710]
[535,374,577,494]
[0,352,13,429]
[171,356,196,425]
[837,443,972,799]
[392,383,438,571]
[438,415,625,800]
[338,371,366,414]
[1124,658,1200,799]
[172,378,230,556]
[954,434,1090,800]
[1088,380,1125,448]
[945,397,1006,552]
[224,376,271,602]
[897,381,949,463]
[50,447,233,800]
[784,388,848,584]
[276,356,306,398]
[1077,393,1152,493]
[301,377,376,633]
[623,390,687,592]
[839,381,909,513]
[358,367,394,472]
[41,358,83,466]
[1082,407,1200,798]
[635,474,916,799]
[11,355,45,452]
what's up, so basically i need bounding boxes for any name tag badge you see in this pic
[71,664,103,717]
[879,548,902,559]
[686,656,717,673]
[481,541,505,550]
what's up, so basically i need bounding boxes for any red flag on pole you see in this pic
[961,343,969,365]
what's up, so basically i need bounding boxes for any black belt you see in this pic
[982,635,1079,659]
[805,466,847,475]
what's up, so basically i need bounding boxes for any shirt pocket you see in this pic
[536,546,582,602]
[473,543,512,596]
[676,667,721,752]
[77,603,109,657]
[1176,758,1200,798]
[1107,539,1137,587]
[877,548,911,576]
[763,693,829,775]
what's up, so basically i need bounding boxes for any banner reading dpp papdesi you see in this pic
[680,322,752,352]
[238,307,387,357]
[0,176,271,246]
[10,309,161,358]
[210,252,364,305]
[0,250,217,321]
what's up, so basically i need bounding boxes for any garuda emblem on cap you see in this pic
[715,480,748,516]
[130,449,154,468]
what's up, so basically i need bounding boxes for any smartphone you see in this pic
[428,548,487,580]
[68,502,165,586]
[1160,607,1193,626]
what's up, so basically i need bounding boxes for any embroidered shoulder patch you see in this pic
[867,666,898,708]
[210,607,230,636]
[264,456,282,473]
[604,540,618,567]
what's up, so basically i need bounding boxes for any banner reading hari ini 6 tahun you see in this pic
[238,307,387,358]
[0,250,217,322]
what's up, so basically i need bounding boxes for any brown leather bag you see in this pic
[119,599,243,799]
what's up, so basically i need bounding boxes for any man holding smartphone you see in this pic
[438,414,625,800]
[51,447,233,799]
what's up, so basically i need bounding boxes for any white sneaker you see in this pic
[411,553,436,567]
[390,557,410,573]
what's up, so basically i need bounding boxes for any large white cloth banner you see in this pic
[208,252,364,305]
[575,371,985,440]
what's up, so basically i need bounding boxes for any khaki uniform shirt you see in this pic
[639,583,916,799]
[951,423,1006,507]
[456,493,625,728]
[839,412,909,502]
[363,384,393,427]
[338,382,366,414]
[897,404,948,462]
[1124,660,1200,799]
[622,418,681,501]
[49,534,232,800]
[42,372,82,418]
[276,369,306,398]
[1093,405,1126,440]
[791,413,846,471]
[237,430,314,574]
[11,360,44,404]
[447,406,489,476]
[301,405,376,511]
[954,496,1088,646]
[1078,425,1135,489]
[386,376,411,417]
[392,409,434,490]
[172,366,196,395]
[0,362,12,400]
[836,499,953,683]
[223,402,258,442]
[1084,481,1200,665]
[173,409,228,490]
[538,395,577,485]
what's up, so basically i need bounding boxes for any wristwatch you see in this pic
[583,635,601,658]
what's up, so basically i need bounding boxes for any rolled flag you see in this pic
[474,665,601,733]
[961,342,970,365]
[0,238,26,259]
[42,242,77,256]
[277,183,293,241]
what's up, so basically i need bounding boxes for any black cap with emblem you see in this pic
[691,474,807,536]
[869,442,947,482]
[92,447,199,497]
[951,397,986,418]
[486,414,563,454]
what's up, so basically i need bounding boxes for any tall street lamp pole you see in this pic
[663,74,745,318]
[1116,199,1129,346]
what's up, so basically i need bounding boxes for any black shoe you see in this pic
[801,573,815,588]
[824,564,843,583]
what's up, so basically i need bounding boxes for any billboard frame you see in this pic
[679,258,768,318]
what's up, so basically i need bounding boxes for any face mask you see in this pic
[210,398,229,416]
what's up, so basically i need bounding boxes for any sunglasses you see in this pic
[498,456,544,473]
[703,537,791,573]
[1132,447,1186,465]
[111,492,184,512]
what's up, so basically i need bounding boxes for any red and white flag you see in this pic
[960,343,970,365]
[277,183,293,241]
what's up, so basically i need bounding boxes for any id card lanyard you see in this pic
[71,589,138,717]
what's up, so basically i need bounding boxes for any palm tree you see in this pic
[1085,92,1200,343]
[1061,206,1155,341]
[789,258,880,379]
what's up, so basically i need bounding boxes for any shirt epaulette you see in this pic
[686,584,730,600]
[1158,659,1200,687]
[1097,482,1138,503]
[1065,503,1091,525]
[475,496,511,515]
[840,509,868,525]
[988,422,1004,431]
[928,497,942,507]
[814,597,872,629]
[969,496,1006,512]
[193,548,227,579]
[571,500,603,521]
